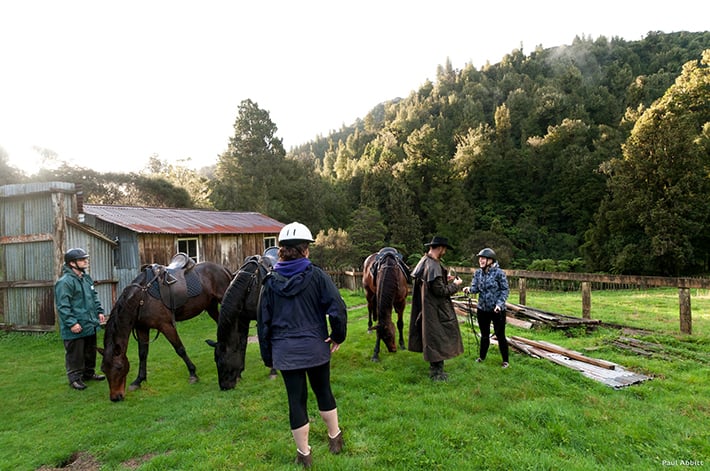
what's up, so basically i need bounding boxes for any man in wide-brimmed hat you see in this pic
[408,236,464,381]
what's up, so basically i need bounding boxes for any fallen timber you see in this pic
[507,335,651,389]
[451,297,602,329]
[451,297,650,388]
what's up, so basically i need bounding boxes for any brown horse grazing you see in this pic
[99,260,232,401]
[363,248,410,362]
[206,253,277,390]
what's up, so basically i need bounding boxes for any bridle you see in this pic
[127,268,162,342]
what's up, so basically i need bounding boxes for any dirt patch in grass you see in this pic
[36,451,163,470]
[36,452,100,470]
[120,452,162,469]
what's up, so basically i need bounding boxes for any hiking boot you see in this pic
[295,448,312,468]
[430,371,449,382]
[83,373,106,381]
[429,361,445,380]
[70,380,87,390]
[328,429,344,454]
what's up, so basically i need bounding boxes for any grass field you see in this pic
[0,288,708,470]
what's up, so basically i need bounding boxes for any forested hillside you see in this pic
[278,31,710,275]
[3,32,709,275]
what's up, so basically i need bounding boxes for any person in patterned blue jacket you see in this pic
[258,222,347,468]
[464,247,510,368]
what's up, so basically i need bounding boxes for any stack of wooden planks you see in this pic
[451,298,650,388]
[507,335,651,389]
[452,297,601,329]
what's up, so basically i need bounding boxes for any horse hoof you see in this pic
[371,357,380,363]
[128,383,141,391]
[189,376,199,384]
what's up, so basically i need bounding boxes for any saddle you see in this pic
[371,247,412,283]
[146,253,201,310]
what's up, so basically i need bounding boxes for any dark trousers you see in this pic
[477,310,509,363]
[64,334,98,383]
[281,362,336,430]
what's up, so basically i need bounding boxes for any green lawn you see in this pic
[0,288,708,470]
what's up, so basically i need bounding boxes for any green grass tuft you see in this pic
[0,287,708,470]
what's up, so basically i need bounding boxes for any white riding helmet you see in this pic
[278,222,314,246]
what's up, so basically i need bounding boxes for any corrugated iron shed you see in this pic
[84,205,284,235]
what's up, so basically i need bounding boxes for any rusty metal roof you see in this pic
[84,204,285,235]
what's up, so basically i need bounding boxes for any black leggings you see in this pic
[281,362,337,429]
[477,310,509,363]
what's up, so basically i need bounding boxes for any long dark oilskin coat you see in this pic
[408,254,464,362]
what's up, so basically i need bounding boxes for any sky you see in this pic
[1,1,708,175]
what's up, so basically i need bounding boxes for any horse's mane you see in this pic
[217,257,263,341]
[104,270,147,346]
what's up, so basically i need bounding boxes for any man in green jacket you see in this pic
[54,248,106,390]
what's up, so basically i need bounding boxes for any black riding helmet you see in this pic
[64,248,89,264]
[476,247,496,260]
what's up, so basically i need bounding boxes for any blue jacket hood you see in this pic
[271,259,313,296]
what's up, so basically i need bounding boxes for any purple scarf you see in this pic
[274,258,312,277]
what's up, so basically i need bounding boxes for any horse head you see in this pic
[208,255,270,390]
[100,279,144,401]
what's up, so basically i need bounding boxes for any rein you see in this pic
[466,295,480,353]
[128,269,162,343]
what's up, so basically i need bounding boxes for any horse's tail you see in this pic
[375,257,398,324]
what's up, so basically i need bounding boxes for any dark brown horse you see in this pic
[206,253,277,390]
[99,260,232,401]
[363,248,410,362]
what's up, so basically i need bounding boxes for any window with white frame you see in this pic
[263,237,277,252]
[177,238,199,263]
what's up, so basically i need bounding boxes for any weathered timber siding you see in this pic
[0,182,117,331]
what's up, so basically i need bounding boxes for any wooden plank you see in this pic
[508,336,650,388]
[510,335,617,370]
[506,316,533,329]
[0,233,53,244]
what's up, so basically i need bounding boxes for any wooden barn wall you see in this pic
[0,188,71,329]
[0,184,117,331]
[217,234,270,272]
[135,233,273,273]
[201,235,222,266]
[138,234,178,266]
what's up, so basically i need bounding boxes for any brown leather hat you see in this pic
[424,236,453,250]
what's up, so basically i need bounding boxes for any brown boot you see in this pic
[295,448,312,468]
[328,429,344,454]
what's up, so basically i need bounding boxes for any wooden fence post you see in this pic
[518,277,526,305]
[679,288,692,334]
[582,282,591,319]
